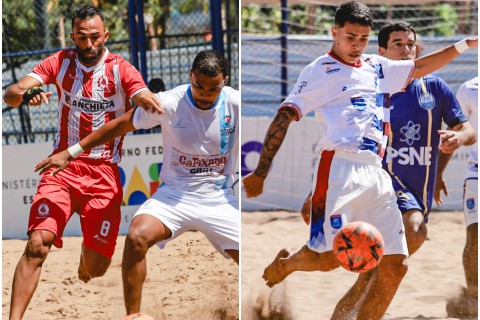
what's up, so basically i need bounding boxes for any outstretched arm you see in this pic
[438,121,476,154]
[242,107,297,198]
[35,108,137,175]
[412,37,477,79]
[3,75,52,107]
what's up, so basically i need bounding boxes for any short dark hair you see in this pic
[191,50,229,77]
[148,78,166,93]
[335,1,373,28]
[71,6,105,30]
[378,22,417,49]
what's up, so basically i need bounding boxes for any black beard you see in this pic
[77,46,104,65]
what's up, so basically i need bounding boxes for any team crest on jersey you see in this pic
[418,92,436,110]
[400,121,421,146]
[466,198,475,210]
[330,214,343,229]
[38,203,50,216]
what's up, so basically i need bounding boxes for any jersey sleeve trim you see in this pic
[27,73,45,85]
[130,87,149,98]
[279,103,302,121]
[400,61,415,92]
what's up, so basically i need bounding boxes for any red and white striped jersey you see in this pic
[28,48,148,164]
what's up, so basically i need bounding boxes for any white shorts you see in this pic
[134,185,239,259]
[307,151,408,256]
[464,178,478,227]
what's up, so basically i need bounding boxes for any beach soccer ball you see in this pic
[123,313,155,320]
[333,221,384,273]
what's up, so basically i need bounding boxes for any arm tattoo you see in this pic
[254,108,297,178]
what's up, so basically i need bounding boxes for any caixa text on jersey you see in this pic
[179,156,227,167]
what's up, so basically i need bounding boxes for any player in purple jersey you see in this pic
[379,22,476,256]
[243,1,477,319]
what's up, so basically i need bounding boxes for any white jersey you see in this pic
[456,77,478,178]
[280,52,414,162]
[133,84,239,194]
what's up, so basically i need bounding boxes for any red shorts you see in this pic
[29,159,122,258]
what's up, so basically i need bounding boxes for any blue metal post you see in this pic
[128,0,139,71]
[280,0,288,100]
[135,0,148,83]
[209,0,224,54]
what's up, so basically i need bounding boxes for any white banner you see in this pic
[2,133,165,239]
[241,118,469,212]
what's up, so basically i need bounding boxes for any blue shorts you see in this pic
[391,177,429,222]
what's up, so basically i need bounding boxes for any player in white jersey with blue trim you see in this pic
[437,76,478,317]
[243,2,477,319]
[35,50,239,316]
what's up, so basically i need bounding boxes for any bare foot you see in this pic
[262,249,292,287]
[78,257,91,283]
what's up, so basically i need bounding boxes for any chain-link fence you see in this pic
[3,0,239,145]
[241,0,478,117]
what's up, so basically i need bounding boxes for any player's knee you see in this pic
[380,256,408,280]
[87,260,110,278]
[125,228,150,258]
[25,232,52,262]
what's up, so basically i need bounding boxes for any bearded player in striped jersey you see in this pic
[3,6,162,320]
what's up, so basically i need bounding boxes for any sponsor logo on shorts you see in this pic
[38,203,50,216]
[466,198,475,210]
[330,214,343,229]
[140,199,154,210]
[396,190,411,201]
[93,234,109,244]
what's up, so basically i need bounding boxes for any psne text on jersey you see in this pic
[385,146,432,165]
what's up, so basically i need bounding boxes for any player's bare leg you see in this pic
[355,254,408,320]
[464,223,478,298]
[403,209,427,255]
[225,249,239,264]
[122,214,172,314]
[78,243,111,283]
[263,245,338,287]
[331,269,377,319]
[9,230,54,320]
